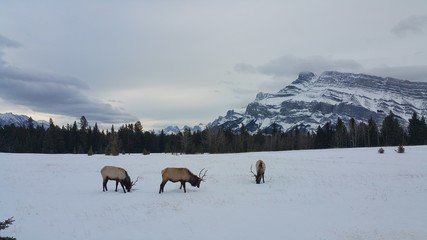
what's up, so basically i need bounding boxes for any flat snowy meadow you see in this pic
[1,146,426,240]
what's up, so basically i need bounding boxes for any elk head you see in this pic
[196,168,208,188]
[251,165,259,184]
[251,164,265,184]
[124,177,139,192]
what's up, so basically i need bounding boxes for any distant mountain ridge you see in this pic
[0,112,49,129]
[208,71,427,133]
[161,124,205,135]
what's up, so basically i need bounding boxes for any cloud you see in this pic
[235,55,363,77]
[392,15,427,37]
[0,34,22,65]
[0,35,136,124]
[365,65,427,82]
[234,63,258,74]
[0,34,21,49]
[234,55,427,83]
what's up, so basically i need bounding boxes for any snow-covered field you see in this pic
[1,146,426,240]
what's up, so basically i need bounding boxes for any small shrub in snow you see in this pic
[87,146,94,156]
[397,145,405,153]
[142,149,150,155]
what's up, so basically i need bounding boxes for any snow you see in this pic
[1,146,427,240]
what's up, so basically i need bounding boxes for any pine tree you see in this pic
[348,118,357,147]
[381,111,405,146]
[0,217,16,240]
[134,121,143,153]
[87,145,94,156]
[181,128,192,154]
[335,118,349,148]
[408,112,426,145]
[239,124,249,152]
[356,122,369,147]
[42,118,65,153]
[421,116,427,144]
[78,116,89,153]
[367,117,379,147]
[105,125,120,156]
[70,121,78,153]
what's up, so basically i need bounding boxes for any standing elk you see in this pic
[251,160,266,184]
[101,166,138,193]
[159,168,207,193]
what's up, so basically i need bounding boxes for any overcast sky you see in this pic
[1,0,426,130]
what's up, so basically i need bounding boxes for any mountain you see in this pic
[209,71,427,133]
[160,123,206,135]
[0,112,49,129]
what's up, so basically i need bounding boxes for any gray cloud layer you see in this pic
[0,35,136,124]
[235,55,427,82]
[392,15,427,37]
[0,34,20,48]
[0,34,21,64]
[235,55,363,78]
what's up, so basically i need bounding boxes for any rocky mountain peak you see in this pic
[209,71,427,134]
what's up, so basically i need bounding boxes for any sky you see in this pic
[0,0,426,130]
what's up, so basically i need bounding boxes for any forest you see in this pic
[0,111,426,154]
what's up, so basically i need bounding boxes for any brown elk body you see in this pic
[100,166,137,193]
[159,168,207,193]
[251,160,266,184]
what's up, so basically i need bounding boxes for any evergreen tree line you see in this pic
[0,111,426,154]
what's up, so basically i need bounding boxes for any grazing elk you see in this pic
[159,168,207,193]
[251,160,266,184]
[101,166,138,193]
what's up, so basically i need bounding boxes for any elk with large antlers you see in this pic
[101,166,138,193]
[251,160,266,184]
[159,168,207,193]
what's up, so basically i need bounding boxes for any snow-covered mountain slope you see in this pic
[0,112,49,128]
[209,71,427,133]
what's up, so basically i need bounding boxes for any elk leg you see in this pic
[159,181,167,194]
[103,179,108,192]
[120,181,126,193]
[115,181,119,192]
[181,181,186,193]
[262,174,265,183]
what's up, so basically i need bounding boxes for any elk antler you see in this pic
[199,168,208,181]
[250,165,257,177]
[132,177,139,186]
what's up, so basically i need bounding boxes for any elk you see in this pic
[100,166,138,193]
[159,168,207,193]
[251,160,266,184]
